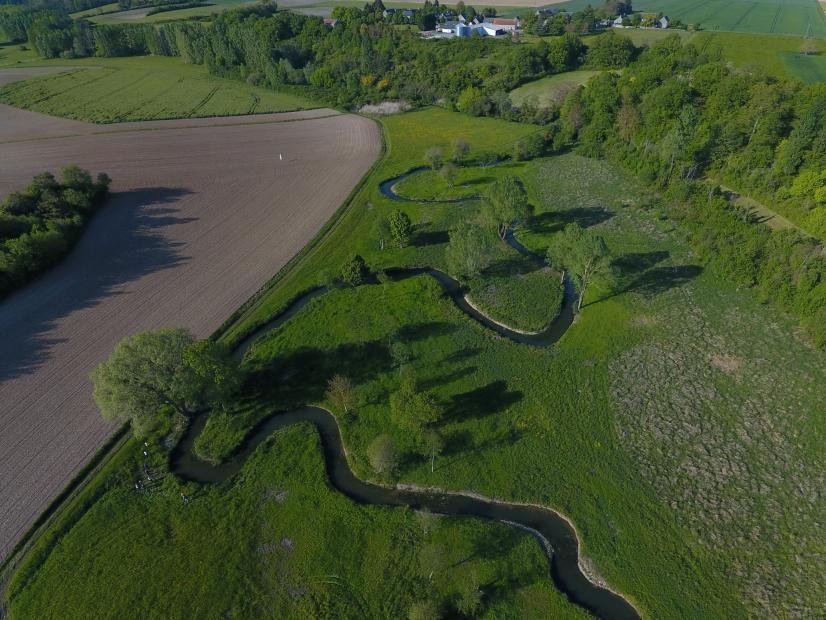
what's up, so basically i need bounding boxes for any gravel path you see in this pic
[0,74,380,559]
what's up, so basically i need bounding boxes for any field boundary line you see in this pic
[213,116,388,343]
[0,426,130,611]
[0,115,383,604]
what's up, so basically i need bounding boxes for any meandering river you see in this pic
[170,170,640,619]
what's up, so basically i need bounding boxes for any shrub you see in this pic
[340,254,367,286]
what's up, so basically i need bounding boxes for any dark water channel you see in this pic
[171,407,639,620]
[173,171,639,619]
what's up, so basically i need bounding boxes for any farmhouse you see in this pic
[323,18,339,28]
[490,17,519,32]
[659,15,670,28]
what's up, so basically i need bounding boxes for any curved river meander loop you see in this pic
[170,169,641,620]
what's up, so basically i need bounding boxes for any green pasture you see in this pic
[610,29,826,81]
[633,0,826,37]
[9,425,586,619]
[555,0,826,37]
[509,70,600,109]
[88,0,255,24]
[0,56,316,121]
[780,49,826,81]
[7,108,826,618]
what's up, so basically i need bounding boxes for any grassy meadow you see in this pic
[9,425,587,619]
[509,70,600,109]
[0,56,315,122]
[9,107,826,618]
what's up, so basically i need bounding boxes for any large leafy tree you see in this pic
[481,175,530,241]
[445,222,491,278]
[547,223,611,312]
[91,328,241,434]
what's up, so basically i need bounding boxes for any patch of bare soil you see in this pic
[0,93,379,559]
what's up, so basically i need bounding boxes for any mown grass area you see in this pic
[509,70,600,109]
[10,109,826,618]
[0,56,316,122]
[9,425,587,619]
[467,267,563,332]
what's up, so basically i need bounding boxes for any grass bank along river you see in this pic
[7,108,826,619]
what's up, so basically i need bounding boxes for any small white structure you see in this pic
[659,15,670,28]
[613,15,624,26]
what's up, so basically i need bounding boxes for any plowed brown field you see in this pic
[0,73,380,559]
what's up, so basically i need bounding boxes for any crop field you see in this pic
[509,70,600,109]
[10,105,825,618]
[631,0,826,37]
[0,57,315,122]
[0,67,379,562]
[779,49,826,80]
[88,0,256,24]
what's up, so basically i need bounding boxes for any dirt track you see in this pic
[0,76,380,560]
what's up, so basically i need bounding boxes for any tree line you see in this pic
[0,166,110,298]
[4,1,638,116]
[547,34,826,346]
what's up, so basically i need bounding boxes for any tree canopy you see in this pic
[548,223,611,311]
[91,328,240,435]
[481,175,530,240]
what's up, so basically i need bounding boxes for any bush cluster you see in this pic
[0,166,110,298]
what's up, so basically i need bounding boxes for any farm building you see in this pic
[490,17,519,32]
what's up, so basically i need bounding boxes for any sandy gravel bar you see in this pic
[0,81,380,559]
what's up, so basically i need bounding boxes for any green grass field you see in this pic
[0,56,316,122]
[635,0,826,37]
[509,70,600,109]
[779,49,826,80]
[555,0,826,37]
[7,108,826,618]
[88,0,255,24]
[608,29,826,81]
[9,424,587,619]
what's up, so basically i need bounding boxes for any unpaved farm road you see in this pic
[0,72,380,560]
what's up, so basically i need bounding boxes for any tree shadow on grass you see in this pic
[443,347,483,363]
[246,340,391,405]
[480,256,535,279]
[418,366,477,390]
[412,228,450,247]
[445,380,523,423]
[590,262,703,307]
[395,321,457,343]
[529,207,614,234]
[630,264,703,296]
[462,174,495,187]
[612,250,670,277]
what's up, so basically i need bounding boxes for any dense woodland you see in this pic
[0,167,110,297]
[0,0,824,346]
